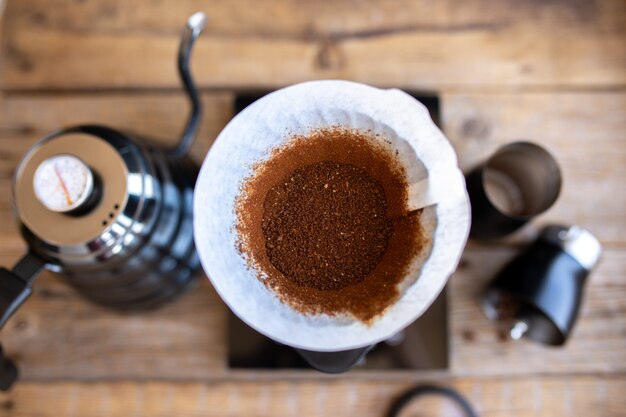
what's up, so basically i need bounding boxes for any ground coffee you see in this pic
[262,160,393,290]
[236,127,427,322]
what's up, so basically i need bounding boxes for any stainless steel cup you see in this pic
[466,142,562,240]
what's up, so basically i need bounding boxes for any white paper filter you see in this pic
[194,80,470,352]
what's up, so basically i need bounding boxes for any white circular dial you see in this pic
[33,154,94,212]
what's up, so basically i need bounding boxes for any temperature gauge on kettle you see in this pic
[33,154,94,213]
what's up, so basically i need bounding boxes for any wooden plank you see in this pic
[0,246,623,380]
[450,247,626,376]
[0,91,233,158]
[1,0,624,90]
[0,273,229,380]
[0,91,623,380]
[1,92,624,244]
[0,376,623,417]
[442,92,626,375]
[443,92,626,244]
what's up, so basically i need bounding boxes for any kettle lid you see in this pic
[12,126,159,265]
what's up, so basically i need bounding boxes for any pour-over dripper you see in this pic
[195,80,471,352]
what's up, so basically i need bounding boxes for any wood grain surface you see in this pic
[444,92,626,244]
[1,0,625,91]
[0,247,623,381]
[0,376,624,417]
[0,0,625,416]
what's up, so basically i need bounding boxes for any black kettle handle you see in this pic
[0,252,46,329]
[0,252,45,391]
[0,345,18,391]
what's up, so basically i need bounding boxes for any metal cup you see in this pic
[466,142,562,240]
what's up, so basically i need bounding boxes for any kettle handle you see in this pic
[0,344,17,391]
[169,12,208,157]
[0,252,46,329]
[0,253,45,391]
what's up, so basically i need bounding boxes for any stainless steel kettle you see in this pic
[0,13,208,329]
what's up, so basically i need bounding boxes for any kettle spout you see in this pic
[170,12,208,157]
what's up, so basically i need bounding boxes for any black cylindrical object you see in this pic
[0,345,17,391]
[467,142,561,240]
[483,225,602,345]
[295,346,373,373]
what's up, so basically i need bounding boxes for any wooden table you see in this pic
[0,1,624,416]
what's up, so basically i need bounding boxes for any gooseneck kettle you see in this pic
[0,12,208,371]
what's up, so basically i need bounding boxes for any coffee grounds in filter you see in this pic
[236,127,427,322]
[262,161,393,291]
